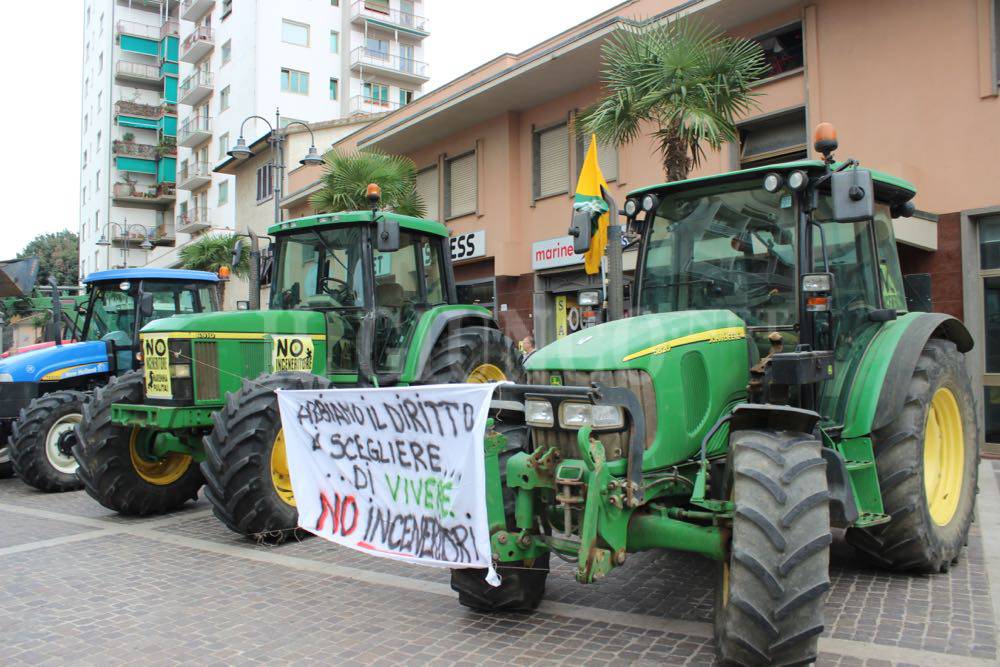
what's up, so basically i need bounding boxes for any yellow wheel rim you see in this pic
[270,429,296,507]
[466,363,507,383]
[128,429,192,486]
[923,387,964,526]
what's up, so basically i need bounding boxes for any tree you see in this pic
[310,149,425,217]
[18,231,79,285]
[576,17,768,182]
[178,233,249,304]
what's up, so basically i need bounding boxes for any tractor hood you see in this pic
[527,310,747,371]
[0,340,110,383]
[139,310,327,337]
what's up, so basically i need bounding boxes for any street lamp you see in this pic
[227,109,324,309]
[96,219,154,268]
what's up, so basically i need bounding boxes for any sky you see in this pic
[0,0,619,258]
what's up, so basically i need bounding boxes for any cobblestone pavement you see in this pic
[3,461,1000,666]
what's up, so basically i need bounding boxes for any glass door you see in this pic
[980,215,1000,453]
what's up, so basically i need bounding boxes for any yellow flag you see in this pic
[575,135,609,275]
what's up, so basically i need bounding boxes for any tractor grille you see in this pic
[193,341,220,401]
[526,369,657,462]
[240,341,272,380]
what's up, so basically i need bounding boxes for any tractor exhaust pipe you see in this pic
[48,275,62,346]
[600,185,624,322]
[248,230,261,310]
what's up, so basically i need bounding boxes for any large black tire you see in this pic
[420,325,526,385]
[73,370,204,515]
[0,444,14,478]
[715,429,831,667]
[846,338,978,573]
[201,372,333,544]
[10,391,87,492]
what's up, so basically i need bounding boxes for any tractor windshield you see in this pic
[270,226,369,311]
[639,180,798,329]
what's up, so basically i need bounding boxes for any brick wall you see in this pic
[897,212,964,320]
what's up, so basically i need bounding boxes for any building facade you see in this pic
[282,0,1000,451]
[80,0,430,275]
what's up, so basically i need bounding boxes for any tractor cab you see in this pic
[267,208,455,385]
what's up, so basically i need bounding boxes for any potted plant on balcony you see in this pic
[122,132,135,144]
[156,137,177,158]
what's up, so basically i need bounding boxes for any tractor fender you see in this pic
[820,446,860,528]
[404,307,497,381]
[841,312,973,438]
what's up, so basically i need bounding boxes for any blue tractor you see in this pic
[0,268,219,491]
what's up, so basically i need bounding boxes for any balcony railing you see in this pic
[180,25,214,62]
[351,1,428,33]
[115,60,161,83]
[160,19,179,39]
[176,208,210,233]
[179,70,213,105]
[112,182,176,206]
[178,115,212,146]
[349,95,403,115]
[116,19,161,40]
[114,100,164,119]
[112,139,158,159]
[154,222,176,244]
[178,161,212,190]
[350,47,429,79]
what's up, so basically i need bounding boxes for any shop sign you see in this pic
[450,230,486,262]
[532,235,584,270]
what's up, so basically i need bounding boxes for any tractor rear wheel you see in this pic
[73,370,203,515]
[420,325,525,385]
[0,443,15,478]
[10,391,87,492]
[715,429,831,667]
[847,338,978,573]
[201,372,333,545]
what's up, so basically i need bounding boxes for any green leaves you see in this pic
[575,15,768,180]
[310,149,426,218]
[18,231,79,286]
[178,233,250,278]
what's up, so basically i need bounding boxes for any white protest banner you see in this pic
[276,383,500,585]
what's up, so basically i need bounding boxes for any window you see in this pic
[982,214,1000,446]
[280,68,309,94]
[416,166,438,221]
[752,23,804,78]
[331,0,339,5]
[329,30,339,53]
[82,186,87,205]
[994,0,1000,85]
[365,0,390,14]
[281,19,310,46]
[218,181,229,205]
[221,39,232,65]
[95,170,101,191]
[96,130,101,148]
[98,53,103,73]
[363,82,390,106]
[222,0,232,18]
[366,37,389,58]
[97,91,102,113]
[218,132,230,160]
[256,165,274,202]
[220,85,230,111]
[82,149,88,168]
[445,152,477,219]
[738,108,807,168]
[576,132,618,182]
[329,78,339,100]
[399,89,414,106]
[533,123,569,199]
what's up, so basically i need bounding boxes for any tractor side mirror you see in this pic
[569,208,593,254]
[236,300,250,311]
[231,238,244,269]
[829,168,874,223]
[375,218,400,253]
[903,273,933,312]
[138,292,155,320]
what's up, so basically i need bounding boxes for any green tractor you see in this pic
[74,204,524,541]
[453,128,978,666]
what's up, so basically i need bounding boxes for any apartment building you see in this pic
[80,0,430,275]
[282,0,1000,450]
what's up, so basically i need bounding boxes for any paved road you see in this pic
[3,461,1000,666]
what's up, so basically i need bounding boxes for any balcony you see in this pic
[153,222,176,246]
[114,60,161,88]
[112,139,158,160]
[181,0,214,22]
[179,70,213,106]
[350,47,429,84]
[160,19,180,39]
[178,116,212,147]
[180,25,214,63]
[177,161,213,191]
[116,19,161,41]
[112,182,176,208]
[176,208,210,234]
[350,1,428,36]
[349,95,403,116]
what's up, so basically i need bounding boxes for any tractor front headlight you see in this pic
[525,399,554,427]
[169,364,191,379]
[559,402,624,430]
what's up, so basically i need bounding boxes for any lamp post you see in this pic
[227,108,324,309]
[95,219,154,269]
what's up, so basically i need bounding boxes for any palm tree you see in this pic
[178,233,250,304]
[576,17,769,182]
[310,149,425,217]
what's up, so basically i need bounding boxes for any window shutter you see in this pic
[446,153,476,218]
[580,132,618,181]
[416,166,439,221]
[535,124,569,198]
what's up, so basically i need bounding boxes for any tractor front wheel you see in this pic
[73,371,203,514]
[201,372,333,544]
[715,429,831,667]
[10,391,87,492]
[847,338,978,573]
[420,325,525,385]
